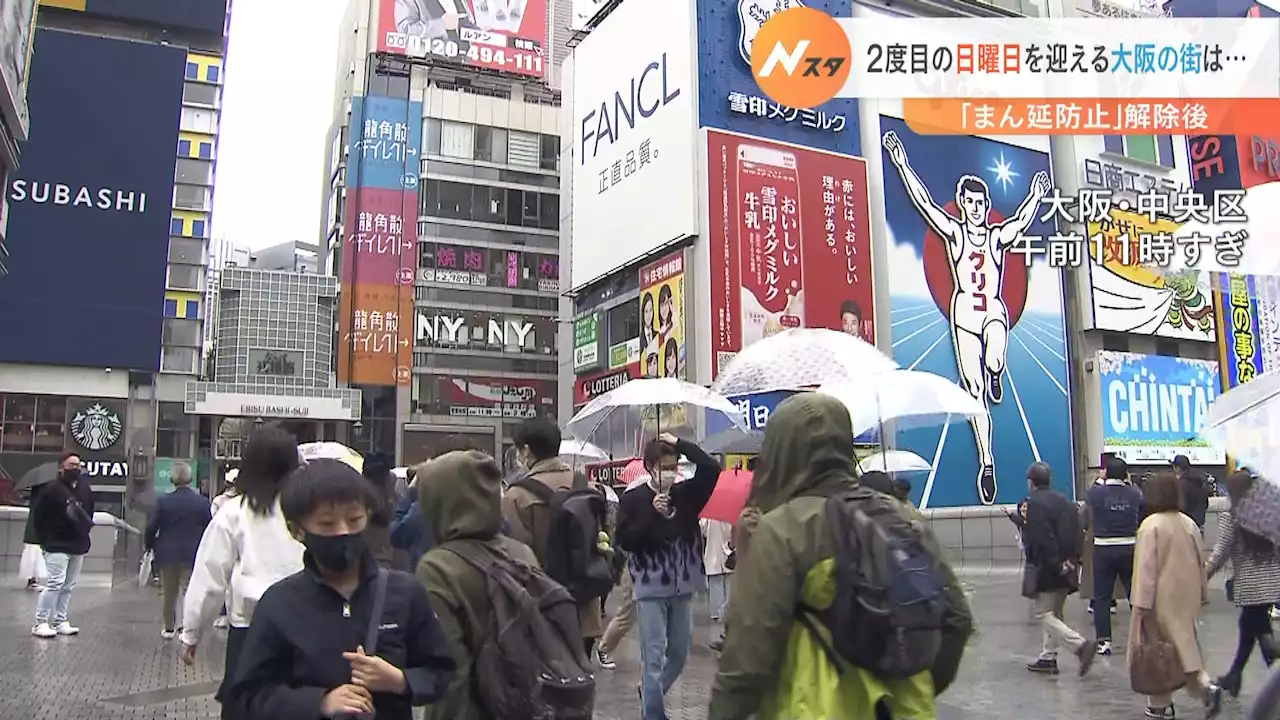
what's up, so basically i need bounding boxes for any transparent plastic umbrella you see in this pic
[297,442,364,472]
[560,439,610,465]
[818,370,988,437]
[859,450,932,474]
[711,328,898,396]
[1199,369,1280,480]
[565,378,747,451]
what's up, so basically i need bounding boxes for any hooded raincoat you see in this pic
[415,450,540,720]
[708,394,972,720]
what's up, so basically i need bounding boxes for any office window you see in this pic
[440,121,474,160]
[184,82,218,106]
[163,318,201,346]
[170,218,184,236]
[474,126,492,162]
[192,219,208,238]
[176,158,213,185]
[156,402,190,456]
[424,118,442,155]
[608,298,639,345]
[178,139,192,156]
[181,106,216,133]
[1103,135,1175,168]
[185,62,199,79]
[475,185,505,224]
[540,135,559,171]
[162,346,198,374]
[207,66,220,83]
[169,237,203,263]
[198,142,213,160]
[507,131,540,169]
[174,184,208,210]
[167,264,202,290]
[164,298,180,318]
[538,194,559,231]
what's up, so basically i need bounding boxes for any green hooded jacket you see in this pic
[415,450,539,720]
[708,393,973,720]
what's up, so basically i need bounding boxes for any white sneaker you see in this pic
[213,616,229,629]
[54,622,79,636]
[31,623,56,638]
[161,629,176,640]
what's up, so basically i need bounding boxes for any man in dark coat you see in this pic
[145,461,212,638]
[1022,462,1100,675]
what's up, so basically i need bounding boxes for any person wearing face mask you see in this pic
[180,426,304,720]
[30,452,95,638]
[223,459,456,720]
[616,432,722,720]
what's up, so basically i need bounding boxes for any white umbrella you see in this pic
[859,450,932,474]
[565,377,746,442]
[560,439,610,462]
[1200,369,1280,482]
[711,328,898,396]
[818,370,988,437]
[297,442,363,472]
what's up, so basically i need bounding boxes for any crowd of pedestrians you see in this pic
[18,396,1280,720]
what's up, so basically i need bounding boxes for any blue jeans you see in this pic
[637,595,693,720]
[35,551,84,625]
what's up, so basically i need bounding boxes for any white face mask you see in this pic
[657,470,679,491]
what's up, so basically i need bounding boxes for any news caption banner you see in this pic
[1004,185,1250,269]
[752,13,1280,134]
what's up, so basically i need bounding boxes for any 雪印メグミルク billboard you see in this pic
[0,29,185,371]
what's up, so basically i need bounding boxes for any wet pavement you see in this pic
[3,570,1273,719]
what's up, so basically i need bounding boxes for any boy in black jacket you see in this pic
[615,432,721,720]
[223,459,456,720]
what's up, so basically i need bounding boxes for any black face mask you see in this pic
[303,531,366,573]
[61,468,81,482]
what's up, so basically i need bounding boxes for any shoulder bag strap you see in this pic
[512,476,555,503]
[364,568,389,653]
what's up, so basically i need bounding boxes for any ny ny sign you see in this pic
[415,313,534,349]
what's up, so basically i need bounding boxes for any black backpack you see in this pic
[513,477,615,604]
[798,486,968,682]
[444,541,595,720]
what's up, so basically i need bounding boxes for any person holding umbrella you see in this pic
[17,462,58,590]
[30,452,95,638]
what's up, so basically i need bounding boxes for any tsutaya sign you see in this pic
[189,391,359,421]
[415,313,535,349]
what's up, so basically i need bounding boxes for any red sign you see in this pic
[573,363,637,407]
[376,0,548,80]
[418,375,553,420]
[1243,135,1280,186]
[586,459,634,486]
[342,188,417,287]
[706,130,876,377]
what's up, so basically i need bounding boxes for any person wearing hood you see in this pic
[502,418,603,653]
[708,394,972,720]
[415,450,541,720]
[393,435,479,568]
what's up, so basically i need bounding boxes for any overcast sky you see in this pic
[211,0,347,250]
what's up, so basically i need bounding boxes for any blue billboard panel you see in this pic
[696,0,860,155]
[0,29,185,370]
[1098,351,1224,466]
[66,0,227,35]
[348,96,424,192]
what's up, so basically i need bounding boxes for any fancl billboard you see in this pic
[0,30,185,370]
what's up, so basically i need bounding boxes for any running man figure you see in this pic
[882,130,1051,505]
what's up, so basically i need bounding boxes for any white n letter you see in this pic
[758,40,809,78]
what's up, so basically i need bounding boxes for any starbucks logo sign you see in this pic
[70,403,123,451]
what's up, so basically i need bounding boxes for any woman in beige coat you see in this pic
[1129,472,1224,720]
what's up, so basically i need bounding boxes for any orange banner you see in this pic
[903,98,1280,136]
[337,282,413,386]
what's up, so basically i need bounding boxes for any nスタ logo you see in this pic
[750,6,851,109]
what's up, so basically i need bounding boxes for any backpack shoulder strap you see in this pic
[364,568,389,654]
[512,476,556,503]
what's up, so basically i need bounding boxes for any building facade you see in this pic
[186,268,361,475]
[0,1,231,516]
[0,0,37,276]
[321,0,570,468]
[253,240,320,273]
